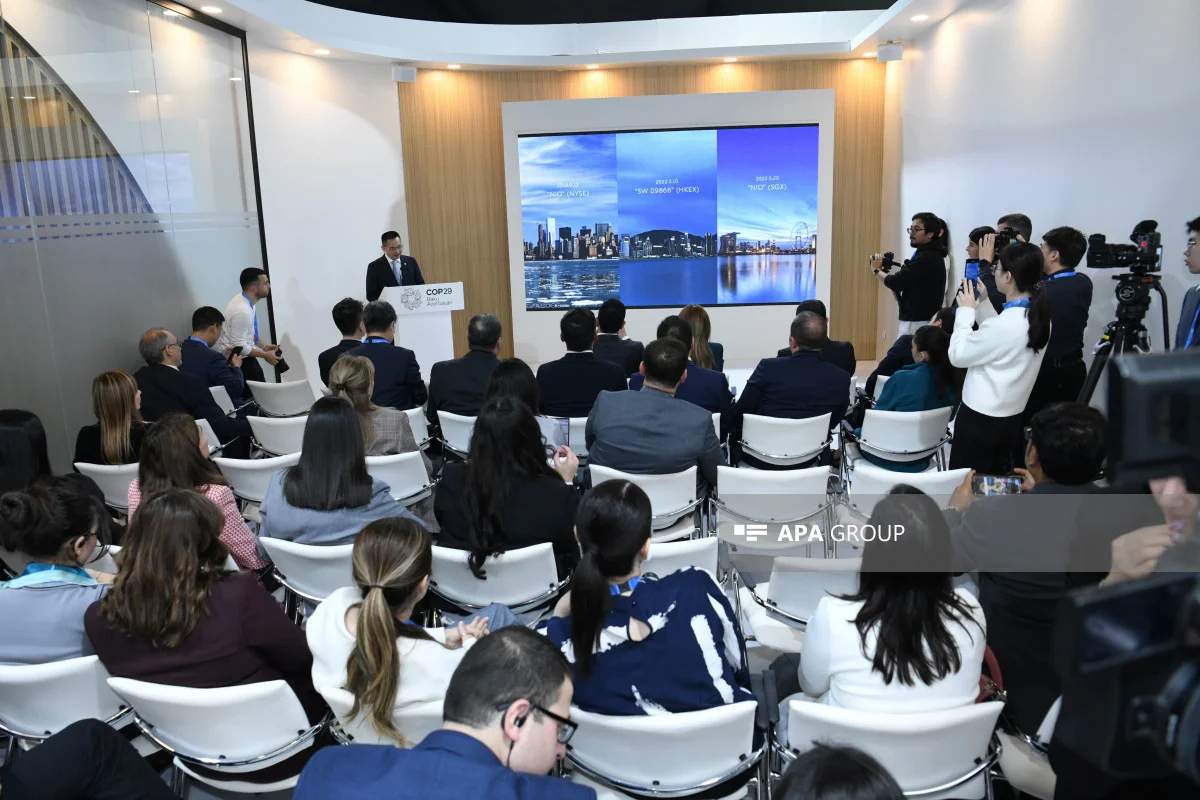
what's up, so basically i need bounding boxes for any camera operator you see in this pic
[973,214,1034,314]
[871,212,948,336]
[1175,216,1200,350]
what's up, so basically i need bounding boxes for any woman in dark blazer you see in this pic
[434,396,580,578]
[85,489,330,783]
[74,371,146,466]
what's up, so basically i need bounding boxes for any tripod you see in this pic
[1078,271,1170,404]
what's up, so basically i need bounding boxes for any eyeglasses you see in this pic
[907,226,925,234]
[1188,239,1198,252]
[161,341,181,352]
[1023,426,1034,442]
[533,704,577,744]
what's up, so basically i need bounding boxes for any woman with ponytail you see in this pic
[306,517,507,744]
[950,239,1052,474]
[537,480,752,715]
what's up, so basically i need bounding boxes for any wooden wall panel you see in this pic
[397,59,886,358]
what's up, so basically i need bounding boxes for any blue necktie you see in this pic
[392,259,401,284]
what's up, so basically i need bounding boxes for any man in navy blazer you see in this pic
[775,300,857,375]
[592,298,644,376]
[536,309,627,418]
[629,315,732,436]
[294,628,593,800]
[366,230,425,301]
[1175,216,1200,350]
[346,300,428,410]
[180,306,245,406]
[317,298,365,386]
[736,311,851,468]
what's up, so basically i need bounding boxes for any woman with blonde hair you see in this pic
[329,356,424,459]
[73,371,145,465]
[305,517,514,744]
[679,304,723,371]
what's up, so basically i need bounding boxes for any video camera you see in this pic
[878,251,901,272]
[1055,351,1200,785]
[992,227,1019,257]
[1087,220,1163,272]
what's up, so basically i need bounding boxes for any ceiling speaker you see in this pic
[392,65,417,83]
[876,43,903,62]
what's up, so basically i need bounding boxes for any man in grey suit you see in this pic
[585,337,726,492]
[1174,215,1200,350]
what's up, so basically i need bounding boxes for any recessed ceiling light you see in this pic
[229,76,242,81]
[23,95,35,100]
[201,5,222,12]
[585,64,599,70]
[128,89,140,94]
[447,64,461,70]
[911,14,929,21]
[862,51,877,58]
[723,57,737,63]
[313,48,331,55]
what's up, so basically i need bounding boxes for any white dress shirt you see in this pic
[215,293,260,357]
[950,305,1048,417]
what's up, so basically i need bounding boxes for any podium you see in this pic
[382,282,464,371]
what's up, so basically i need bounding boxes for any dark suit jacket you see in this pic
[294,730,595,800]
[592,333,644,376]
[74,422,147,466]
[586,387,726,491]
[629,361,732,437]
[347,339,427,410]
[536,352,627,418]
[366,254,424,301]
[708,341,724,372]
[735,350,851,430]
[1175,285,1200,349]
[433,462,580,578]
[318,338,362,386]
[180,337,245,405]
[776,339,857,375]
[134,363,250,445]
[426,350,499,425]
[864,334,915,398]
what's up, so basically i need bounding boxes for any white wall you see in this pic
[893,0,1200,381]
[245,44,409,390]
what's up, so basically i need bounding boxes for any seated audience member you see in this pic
[864,307,955,399]
[435,397,579,578]
[735,312,852,468]
[592,298,643,376]
[538,480,752,714]
[794,487,985,714]
[776,300,857,374]
[180,305,245,406]
[318,297,366,387]
[774,744,903,800]
[483,358,566,450]
[85,489,330,784]
[260,397,421,546]
[347,301,428,411]
[679,304,723,371]
[127,413,265,570]
[536,308,627,418]
[853,326,957,473]
[0,478,111,664]
[330,355,424,458]
[426,313,502,425]
[629,316,733,424]
[586,337,726,492]
[0,718,178,800]
[945,402,1105,734]
[307,517,509,744]
[74,371,146,466]
[133,328,251,456]
[295,627,592,800]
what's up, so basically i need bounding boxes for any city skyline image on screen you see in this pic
[518,124,818,310]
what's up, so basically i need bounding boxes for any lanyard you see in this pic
[1045,270,1076,281]
[610,576,641,596]
[365,336,390,345]
[241,293,259,342]
[3,563,98,590]
[187,335,208,348]
[1186,303,1200,349]
[1004,298,1031,311]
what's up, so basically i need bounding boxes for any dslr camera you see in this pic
[992,227,1019,256]
[1087,220,1163,273]
[877,251,901,273]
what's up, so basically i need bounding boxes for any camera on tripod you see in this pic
[1087,220,1163,272]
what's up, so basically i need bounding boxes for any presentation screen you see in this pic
[518,124,819,310]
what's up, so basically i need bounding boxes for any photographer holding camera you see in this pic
[1175,216,1200,350]
[971,214,1033,314]
[871,212,948,336]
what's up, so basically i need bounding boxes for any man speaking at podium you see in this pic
[366,230,425,301]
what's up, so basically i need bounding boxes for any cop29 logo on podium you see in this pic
[400,287,424,312]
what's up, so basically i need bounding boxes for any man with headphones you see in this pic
[294,627,594,799]
[871,211,950,336]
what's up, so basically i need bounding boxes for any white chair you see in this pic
[213,452,300,504]
[429,542,567,614]
[209,385,235,416]
[320,686,441,748]
[997,697,1060,800]
[366,452,433,505]
[195,417,221,453]
[0,656,131,755]
[246,379,316,417]
[107,677,324,794]
[568,417,589,459]
[73,462,138,512]
[259,537,354,606]
[712,411,721,442]
[741,413,831,467]
[88,544,236,575]
[567,701,764,799]
[873,374,890,401]
[737,557,860,652]
[437,410,476,458]
[712,466,833,553]
[404,407,431,449]
[846,462,970,520]
[779,699,1003,800]
[590,465,701,542]
[848,407,954,469]
[644,537,719,578]
[248,414,307,456]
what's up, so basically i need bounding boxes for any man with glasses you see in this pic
[870,212,948,335]
[294,627,594,799]
[133,328,251,457]
[1174,216,1200,350]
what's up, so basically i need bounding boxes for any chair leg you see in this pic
[169,763,186,796]
[283,588,301,624]
[4,734,18,764]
